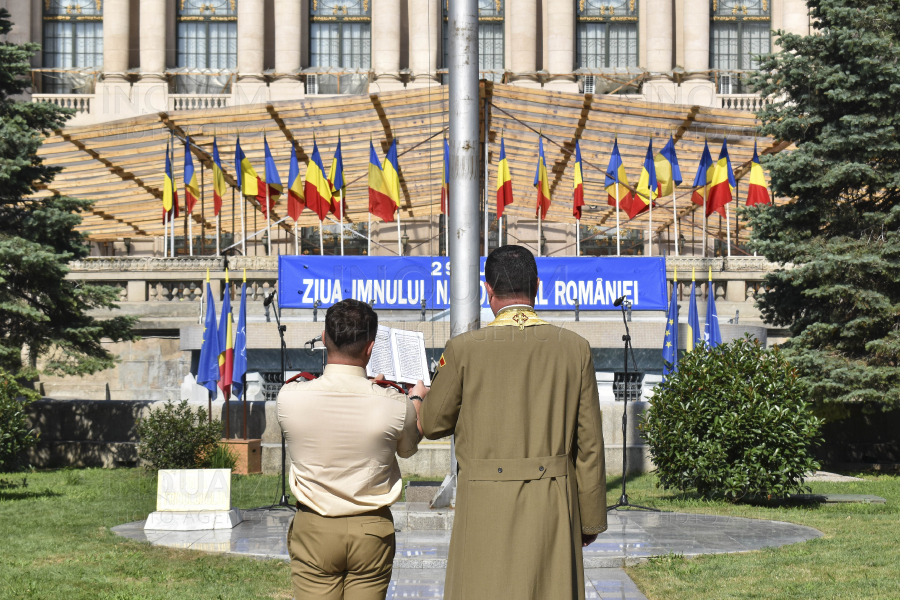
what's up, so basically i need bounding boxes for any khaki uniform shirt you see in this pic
[276,364,420,517]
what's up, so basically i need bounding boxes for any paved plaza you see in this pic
[112,505,822,599]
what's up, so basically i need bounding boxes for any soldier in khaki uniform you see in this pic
[277,299,427,600]
[421,245,607,600]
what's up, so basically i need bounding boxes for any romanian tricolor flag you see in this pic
[382,139,402,212]
[211,138,227,216]
[184,136,200,215]
[497,137,514,218]
[655,135,682,197]
[218,273,234,398]
[287,145,305,221]
[691,141,714,209]
[605,138,633,215]
[745,140,771,207]
[262,137,281,219]
[706,139,736,218]
[328,136,346,218]
[162,144,180,224]
[573,141,585,219]
[304,137,333,221]
[441,137,450,215]
[368,140,396,222]
[533,136,551,219]
[632,140,659,219]
[235,137,261,199]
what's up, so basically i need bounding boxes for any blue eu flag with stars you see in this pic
[231,282,248,399]
[705,277,723,348]
[662,279,678,377]
[197,281,220,395]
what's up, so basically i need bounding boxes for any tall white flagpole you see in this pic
[537,214,542,257]
[216,214,220,255]
[339,189,345,256]
[163,211,167,258]
[726,198,732,257]
[189,213,193,256]
[294,221,299,255]
[702,185,708,258]
[266,185,271,255]
[397,210,402,256]
[240,195,246,255]
[576,219,580,256]
[615,183,621,256]
[673,189,679,256]
[648,192,653,256]
[368,213,372,255]
[319,220,324,255]
[170,209,175,257]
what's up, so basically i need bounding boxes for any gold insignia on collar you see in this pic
[486,306,549,329]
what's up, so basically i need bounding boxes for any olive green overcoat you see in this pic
[421,316,607,600]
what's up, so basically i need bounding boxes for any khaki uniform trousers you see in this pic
[288,504,396,600]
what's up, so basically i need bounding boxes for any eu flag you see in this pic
[231,282,248,400]
[687,275,702,351]
[662,279,678,376]
[197,282,221,395]
[705,274,723,347]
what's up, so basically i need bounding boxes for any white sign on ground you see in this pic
[155,469,231,511]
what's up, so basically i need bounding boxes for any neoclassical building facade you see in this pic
[2,0,810,124]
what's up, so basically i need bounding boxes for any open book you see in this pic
[365,325,432,386]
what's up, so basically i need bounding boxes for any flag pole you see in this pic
[615,183,621,256]
[189,211,193,256]
[702,185,708,258]
[397,210,402,256]
[673,189,679,256]
[340,189,345,256]
[216,215,220,255]
[163,209,167,258]
[319,220,324,255]
[648,191,653,256]
[240,194,246,255]
[368,213,372,255]
[537,214,542,257]
[294,221,299,255]
[576,219,580,257]
[266,184,271,255]
[726,201,732,257]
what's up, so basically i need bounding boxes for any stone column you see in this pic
[681,0,715,106]
[236,0,267,104]
[645,0,673,73]
[782,0,809,36]
[103,0,131,76]
[135,0,168,113]
[544,0,576,91]
[407,0,440,84]
[271,0,305,100]
[372,0,403,91]
[510,0,538,86]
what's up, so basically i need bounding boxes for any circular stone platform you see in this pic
[112,506,821,569]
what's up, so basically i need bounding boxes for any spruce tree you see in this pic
[0,9,136,378]
[748,0,900,409]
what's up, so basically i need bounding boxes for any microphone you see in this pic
[305,334,323,348]
[613,295,627,307]
[263,291,276,307]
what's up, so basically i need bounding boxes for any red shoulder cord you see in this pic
[283,371,410,394]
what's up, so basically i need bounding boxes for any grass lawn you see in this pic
[0,468,896,599]
[615,473,900,600]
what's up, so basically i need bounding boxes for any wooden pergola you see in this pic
[35,82,787,249]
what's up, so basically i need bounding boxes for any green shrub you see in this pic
[640,336,823,501]
[137,400,222,470]
[0,369,39,472]
[202,443,238,470]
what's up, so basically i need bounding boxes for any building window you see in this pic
[443,0,505,82]
[41,0,103,94]
[710,0,770,94]
[576,0,638,69]
[176,0,237,93]
[308,0,371,94]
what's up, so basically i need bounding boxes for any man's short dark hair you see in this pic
[324,299,378,357]
[484,245,538,299]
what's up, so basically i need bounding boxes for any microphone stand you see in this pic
[607,299,659,513]
[253,290,297,512]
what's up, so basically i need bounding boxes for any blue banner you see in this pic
[278,256,667,311]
